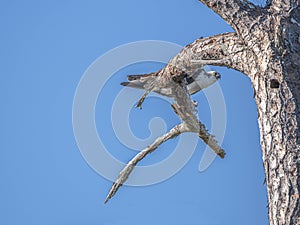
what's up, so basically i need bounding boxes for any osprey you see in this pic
[121,69,221,97]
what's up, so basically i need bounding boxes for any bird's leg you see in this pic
[136,87,153,109]
[136,80,156,109]
[171,103,179,116]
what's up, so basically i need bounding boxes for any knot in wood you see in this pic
[270,79,280,88]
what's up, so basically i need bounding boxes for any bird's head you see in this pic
[185,69,222,95]
[193,70,221,90]
[206,71,221,80]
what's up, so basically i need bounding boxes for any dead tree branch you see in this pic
[105,120,225,203]
[198,122,225,158]
[171,103,225,158]
[167,32,252,77]
[104,123,188,203]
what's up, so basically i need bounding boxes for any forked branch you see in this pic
[105,118,225,203]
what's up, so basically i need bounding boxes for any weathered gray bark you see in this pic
[106,0,300,224]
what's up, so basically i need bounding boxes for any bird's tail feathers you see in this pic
[120,72,158,90]
[120,81,144,89]
[126,72,156,81]
[120,82,130,86]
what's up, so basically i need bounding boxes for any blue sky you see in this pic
[1,1,268,225]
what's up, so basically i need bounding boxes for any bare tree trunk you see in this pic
[162,1,300,223]
[164,1,300,223]
[107,0,300,224]
[199,2,300,224]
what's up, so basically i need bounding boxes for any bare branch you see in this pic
[167,32,251,77]
[172,83,200,131]
[172,102,225,158]
[105,117,225,203]
[198,122,226,158]
[104,123,188,203]
[198,0,262,33]
[190,59,231,67]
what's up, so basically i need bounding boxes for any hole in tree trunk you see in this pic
[270,79,279,88]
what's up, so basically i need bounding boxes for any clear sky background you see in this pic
[1,1,268,225]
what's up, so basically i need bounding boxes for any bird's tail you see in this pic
[120,72,158,90]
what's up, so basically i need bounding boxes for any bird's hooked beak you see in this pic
[214,72,221,80]
[206,71,221,80]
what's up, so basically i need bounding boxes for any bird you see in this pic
[121,69,221,97]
